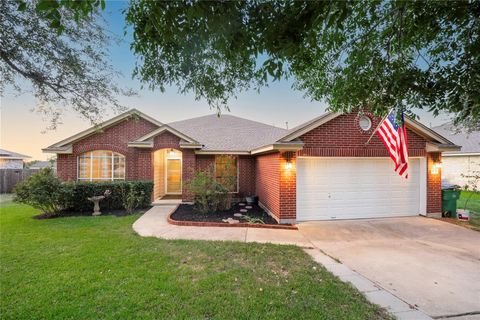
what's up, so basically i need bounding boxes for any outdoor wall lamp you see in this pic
[285,161,292,170]
[430,154,442,174]
[431,162,442,175]
[284,153,293,170]
[169,149,175,156]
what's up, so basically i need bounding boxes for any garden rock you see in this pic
[222,218,240,224]
[239,203,246,206]
[245,206,252,209]
[240,209,248,213]
[233,213,243,218]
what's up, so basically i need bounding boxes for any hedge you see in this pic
[64,181,153,212]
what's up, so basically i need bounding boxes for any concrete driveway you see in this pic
[298,217,480,318]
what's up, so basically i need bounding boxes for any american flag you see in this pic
[376,110,409,178]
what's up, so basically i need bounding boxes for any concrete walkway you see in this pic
[133,206,433,320]
[133,206,311,245]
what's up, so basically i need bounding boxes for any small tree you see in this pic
[13,168,67,215]
[187,168,229,214]
[120,183,145,214]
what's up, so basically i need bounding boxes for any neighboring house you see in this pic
[44,109,459,223]
[433,122,480,189]
[27,160,57,171]
[0,149,30,169]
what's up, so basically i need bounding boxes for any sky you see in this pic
[0,1,451,161]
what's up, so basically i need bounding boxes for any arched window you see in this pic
[78,150,125,181]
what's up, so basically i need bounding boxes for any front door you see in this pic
[166,158,182,194]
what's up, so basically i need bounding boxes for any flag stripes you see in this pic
[376,110,409,178]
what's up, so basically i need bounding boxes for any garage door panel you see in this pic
[297,158,423,221]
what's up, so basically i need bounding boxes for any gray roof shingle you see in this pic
[432,122,480,154]
[0,148,31,159]
[168,114,288,151]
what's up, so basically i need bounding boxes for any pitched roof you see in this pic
[44,109,162,152]
[168,114,288,152]
[0,148,31,159]
[432,122,480,154]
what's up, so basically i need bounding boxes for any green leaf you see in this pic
[17,1,27,11]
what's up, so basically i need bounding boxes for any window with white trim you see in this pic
[78,150,125,181]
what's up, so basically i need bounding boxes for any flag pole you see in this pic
[365,108,394,146]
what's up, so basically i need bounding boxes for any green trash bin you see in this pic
[442,189,461,218]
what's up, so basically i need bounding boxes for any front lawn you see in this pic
[0,203,389,319]
[457,191,480,230]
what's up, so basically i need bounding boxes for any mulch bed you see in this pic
[171,203,278,224]
[169,203,298,230]
[33,207,151,220]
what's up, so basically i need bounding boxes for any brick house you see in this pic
[44,109,460,223]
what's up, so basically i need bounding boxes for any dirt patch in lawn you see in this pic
[33,207,151,220]
[436,217,480,232]
[170,203,279,225]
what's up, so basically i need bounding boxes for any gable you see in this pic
[71,117,160,154]
[298,113,427,151]
[43,109,162,154]
[280,112,459,150]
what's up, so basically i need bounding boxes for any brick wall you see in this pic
[57,117,158,181]
[255,153,280,220]
[182,149,196,202]
[238,156,256,197]
[279,152,296,222]
[298,113,426,157]
[427,152,442,214]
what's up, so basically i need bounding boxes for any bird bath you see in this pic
[87,196,105,216]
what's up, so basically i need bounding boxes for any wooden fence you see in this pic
[0,169,38,193]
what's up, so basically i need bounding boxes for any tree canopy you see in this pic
[126,0,479,129]
[1,0,130,129]
[3,0,479,129]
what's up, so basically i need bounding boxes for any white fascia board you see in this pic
[127,141,154,148]
[250,143,304,155]
[425,142,462,153]
[442,152,480,157]
[179,143,204,149]
[42,145,73,154]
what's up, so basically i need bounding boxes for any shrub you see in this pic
[120,182,146,214]
[187,169,230,213]
[63,181,153,212]
[13,168,67,215]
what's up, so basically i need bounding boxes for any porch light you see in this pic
[431,162,442,175]
[430,154,442,175]
[285,160,292,170]
[169,149,175,156]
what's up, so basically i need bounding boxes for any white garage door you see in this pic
[296,157,425,221]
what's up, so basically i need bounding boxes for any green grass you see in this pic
[0,203,389,319]
[458,191,480,229]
